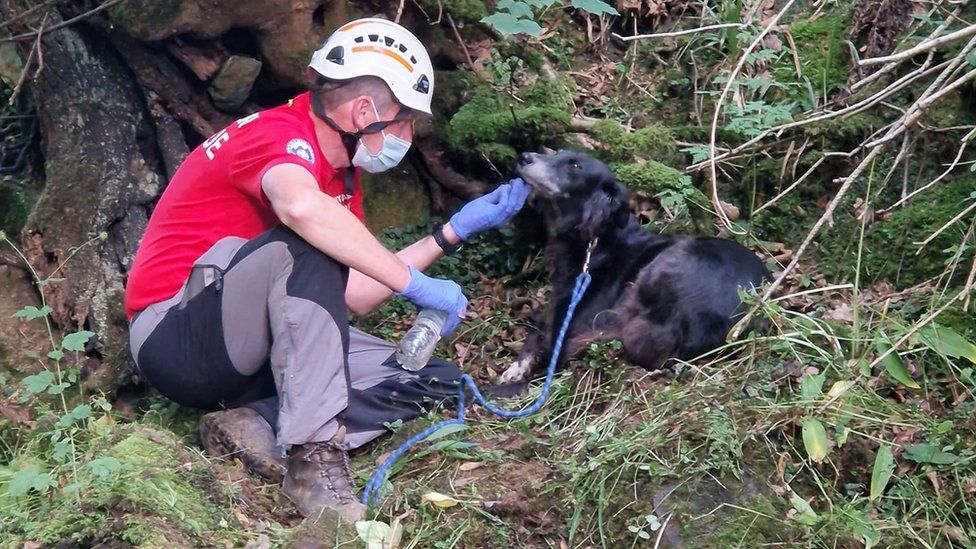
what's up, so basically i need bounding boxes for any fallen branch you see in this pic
[612,22,745,41]
[858,23,976,67]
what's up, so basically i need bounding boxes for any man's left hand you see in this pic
[449,178,531,241]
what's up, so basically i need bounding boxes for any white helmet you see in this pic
[309,18,434,115]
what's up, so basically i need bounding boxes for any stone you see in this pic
[208,55,262,112]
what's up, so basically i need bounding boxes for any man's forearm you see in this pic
[345,223,461,314]
[263,165,412,294]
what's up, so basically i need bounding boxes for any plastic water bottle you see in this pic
[395,309,448,371]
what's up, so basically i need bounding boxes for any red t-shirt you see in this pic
[124,92,365,319]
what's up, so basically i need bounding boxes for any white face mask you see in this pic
[351,101,411,173]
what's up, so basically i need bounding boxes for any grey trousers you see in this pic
[129,226,462,449]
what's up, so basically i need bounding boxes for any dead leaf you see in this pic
[422,491,460,508]
[926,470,942,499]
[459,461,484,471]
[823,302,854,323]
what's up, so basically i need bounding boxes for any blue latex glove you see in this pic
[449,178,531,241]
[396,266,468,336]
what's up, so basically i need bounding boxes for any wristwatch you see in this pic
[432,223,463,256]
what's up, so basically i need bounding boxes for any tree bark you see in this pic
[3,0,180,391]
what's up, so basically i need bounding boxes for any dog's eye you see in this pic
[570,161,581,170]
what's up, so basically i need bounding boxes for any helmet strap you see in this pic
[310,90,415,162]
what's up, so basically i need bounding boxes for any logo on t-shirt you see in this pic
[285,139,315,164]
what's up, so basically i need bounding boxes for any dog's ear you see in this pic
[580,180,627,241]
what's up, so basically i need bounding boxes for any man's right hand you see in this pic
[395,266,468,336]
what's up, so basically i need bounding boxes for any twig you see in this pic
[866,66,976,148]
[852,12,954,93]
[9,14,46,105]
[888,126,976,210]
[612,23,745,41]
[0,0,60,30]
[858,23,976,67]
[752,156,827,215]
[445,13,475,72]
[965,248,976,312]
[730,145,885,339]
[0,0,127,43]
[395,0,405,23]
[708,0,798,233]
[687,59,949,174]
[915,199,976,250]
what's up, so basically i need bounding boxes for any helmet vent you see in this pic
[354,36,364,43]
[326,46,344,64]
[410,55,417,64]
[414,74,429,94]
[398,44,407,52]
[368,34,379,42]
[384,36,395,46]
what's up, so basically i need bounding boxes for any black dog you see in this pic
[498,150,771,383]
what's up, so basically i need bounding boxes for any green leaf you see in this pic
[47,350,64,361]
[89,457,122,480]
[800,371,826,400]
[356,520,396,549]
[571,0,619,15]
[6,465,55,497]
[481,12,543,36]
[62,331,94,352]
[22,371,54,394]
[46,382,71,395]
[12,305,53,320]
[903,443,958,465]
[875,335,920,389]
[790,493,819,525]
[916,324,976,364]
[426,423,468,441]
[500,0,534,18]
[869,445,894,501]
[802,418,829,463]
[71,404,92,420]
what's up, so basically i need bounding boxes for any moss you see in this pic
[444,78,573,167]
[611,161,688,194]
[0,184,32,235]
[591,120,677,163]
[816,175,975,286]
[417,0,487,22]
[778,14,850,99]
[23,427,241,545]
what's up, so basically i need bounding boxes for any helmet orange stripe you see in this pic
[338,21,371,32]
[351,45,414,73]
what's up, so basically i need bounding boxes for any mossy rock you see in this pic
[591,120,677,164]
[7,426,251,545]
[443,78,574,168]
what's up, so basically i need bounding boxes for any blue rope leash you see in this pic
[361,262,594,506]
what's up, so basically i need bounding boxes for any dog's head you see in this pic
[516,150,629,241]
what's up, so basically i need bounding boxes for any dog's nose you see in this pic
[518,153,535,166]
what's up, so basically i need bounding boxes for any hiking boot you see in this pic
[282,428,366,524]
[199,407,286,484]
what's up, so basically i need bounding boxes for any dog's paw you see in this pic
[498,357,533,384]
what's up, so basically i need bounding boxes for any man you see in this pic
[124,18,529,523]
